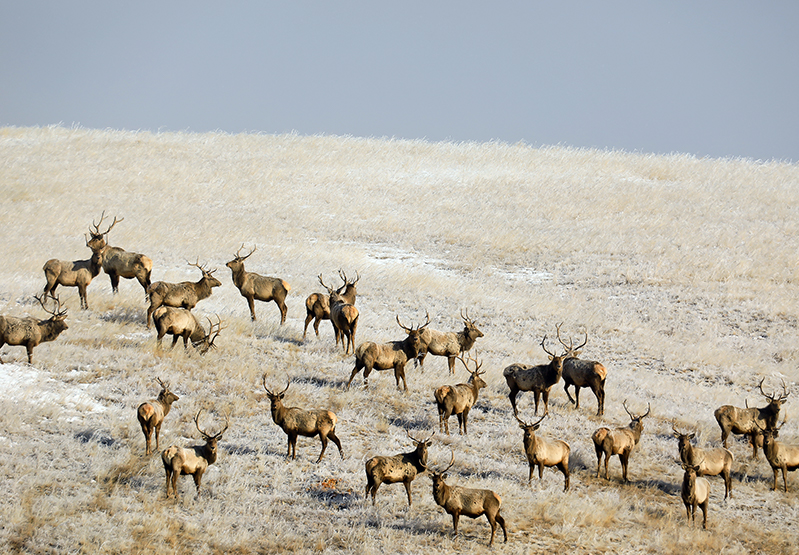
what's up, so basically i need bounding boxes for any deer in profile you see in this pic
[591,400,651,482]
[304,270,358,340]
[0,294,68,364]
[152,307,223,354]
[262,378,343,463]
[516,413,571,491]
[161,409,229,498]
[417,309,484,374]
[85,212,153,295]
[555,324,607,416]
[146,259,222,328]
[364,430,433,507]
[318,274,359,354]
[714,378,789,459]
[430,451,508,546]
[226,245,291,324]
[348,314,430,391]
[137,378,180,455]
[503,333,565,416]
[756,420,799,492]
[672,422,733,499]
[42,240,104,310]
[434,353,487,435]
[680,458,710,529]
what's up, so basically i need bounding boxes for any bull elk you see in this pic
[0,294,68,364]
[42,241,104,310]
[364,430,433,507]
[757,420,799,492]
[318,274,359,354]
[146,259,222,328]
[434,353,487,435]
[515,413,571,491]
[137,378,180,455]
[591,400,650,482]
[304,270,358,340]
[86,212,153,295]
[417,309,484,373]
[503,333,565,415]
[226,245,291,324]
[672,422,733,499]
[680,459,710,530]
[152,307,223,354]
[555,324,607,416]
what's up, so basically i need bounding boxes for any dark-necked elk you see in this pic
[304,270,358,340]
[137,378,180,455]
[757,420,799,492]
[263,378,343,463]
[161,409,229,498]
[146,260,222,328]
[318,274,359,354]
[417,309,484,374]
[430,451,508,546]
[42,242,104,310]
[86,212,153,295]
[226,245,290,324]
[0,294,68,364]
[434,353,487,435]
[592,400,650,482]
[364,430,433,507]
[503,334,565,416]
[555,324,607,416]
[152,307,223,354]
[348,314,430,391]
[516,413,571,491]
[672,422,733,499]
[714,378,789,459]
[681,459,710,529]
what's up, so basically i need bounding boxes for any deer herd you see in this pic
[1,212,797,543]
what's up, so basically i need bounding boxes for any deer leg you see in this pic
[573,386,581,409]
[447,356,456,374]
[495,512,507,543]
[604,451,611,480]
[316,434,329,463]
[528,463,535,484]
[559,461,570,491]
[451,512,460,537]
[684,501,691,522]
[533,391,541,415]
[595,385,605,416]
[750,433,760,460]
[564,382,576,405]
[462,408,470,435]
[508,389,519,415]
[724,470,732,499]
[247,296,257,321]
[276,299,287,325]
[327,429,343,459]
[154,422,161,452]
[26,344,34,364]
[403,480,413,506]
[303,313,313,339]
[109,272,120,294]
[164,468,173,497]
[620,452,630,482]
[287,434,297,459]
[170,335,180,349]
[700,501,707,529]
[487,513,497,546]
[193,470,203,496]
[78,283,88,310]
[542,389,550,415]
[347,364,362,389]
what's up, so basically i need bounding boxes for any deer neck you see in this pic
[39,318,67,341]
[229,265,248,287]
[200,442,218,465]
[682,472,696,500]
[432,480,451,506]
[158,394,175,415]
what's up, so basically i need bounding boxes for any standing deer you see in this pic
[757,420,799,492]
[503,333,565,415]
[85,212,153,295]
[152,307,223,354]
[0,294,68,364]
[515,413,571,491]
[304,270,358,340]
[680,459,710,529]
[592,400,651,482]
[434,353,487,435]
[318,274,359,354]
[364,430,433,507]
[672,422,733,499]
[417,309,484,374]
[555,324,607,416]
[161,409,229,498]
[226,245,291,323]
[42,242,104,310]
[137,378,180,455]
[146,260,222,328]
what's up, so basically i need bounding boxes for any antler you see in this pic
[262,375,290,397]
[406,429,435,445]
[190,258,216,276]
[205,316,224,349]
[338,269,360,286]
[156,377,169,390]
[540,334,557,357]
[460,308,476,325]
[318,274,333,293]
[396,311,431,333]
[233,244,256,261]
[435,449,456,475]
[515,412,546,429]
[90,211,123,237]
[456,351,484,376]
[555,323,588,356]
[34,293,67,318]
[195,409,229,440]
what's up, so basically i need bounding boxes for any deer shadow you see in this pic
[75,428,116,447]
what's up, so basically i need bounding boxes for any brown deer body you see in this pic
[672,423,733,499]
[318,274,358,353]
[0,295,68,364]
[304,270,358,340]
[681,463,710,529]
[86,213,152,295]
[152,307,222,353]
[516,413,571,491]
[146,260,222,328]
[556,325,607,416]
[137,378,179,455]
[364,431,433,506]
[503,334,564,415]
[226,245,290,324]
[434,354,487,435]
[758,422,799,492]
[42,247,103,310]
[417,310,484,373]
[592,401,650,482]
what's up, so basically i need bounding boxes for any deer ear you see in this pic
[573,350,582,357]
[688,432,695,439]
[441,473,448,479]
[548,355,554,361]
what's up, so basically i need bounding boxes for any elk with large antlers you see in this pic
[348,314,430,391]
[503,333,565,416]
[85,212,153,295]
[137,378,180,455]
[262,378,343,463]
[555,324,607,416]
[417,309,484,374]
[152,307,223,354]
[592,400,651,482]
[161,409,229,498]
[318,274,359,354]
[304,270,358,340]
[146,260,222,328]
[42,241,104,310]
[0,294,68,364]
[226,245,291,324]
[681,459,710,529]
[516,413,571,491]
[434,353,487,435]
[757,420,799,492]
[364,430,433,507]
[672,422,733,499]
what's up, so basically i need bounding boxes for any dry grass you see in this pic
[1,125,798,553]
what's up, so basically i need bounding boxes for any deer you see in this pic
[347,314,430,391]
[434,353,487,435]
[430,451,508,546]
[756,420,799,492]
[137,378,180,455]
[503,333,565,416]
[364,430,434,507]
[591,400,651,482]
[85,212,153,295]
[555,324,607,416]
[161,409,229,498]
[515,413,571,491]
[0,294,68,364]
[145,259,222,328]
[262,378,344,463]
[318,274,359,354]
[680,458,710,530]
[714,378,789,459]
[152,307,223,354]
[672,422,733,499]
[226,245,291,324]
[417,309,484,374]
[42,241,104,310]
[304,270,358,340]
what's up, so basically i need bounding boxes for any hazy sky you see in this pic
[2,2,797,161]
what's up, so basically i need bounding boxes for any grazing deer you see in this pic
[714,378,789,459]
[318,274,359,354]
[516,413,571,491]
[152,307,223,353]
[262,378,343,463]
[42,242,104,310]
[364,430,433,507]
[161,409,229,498]
[137,378,180,455]
[681,460,710,529]
[672,422,733,499]
[226,245,290,324]
[85,212,153,295]
[304,270,358,340]
[146,260,222,328]
[503,333,565,415]
[430,451,508,546]
[434,353,487,435]
[757,420,799,492]
[348,314,430,391]
[592,400,651,482]
[0,294,68,364]
[417,309,484,374]
[555,324,607,416]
